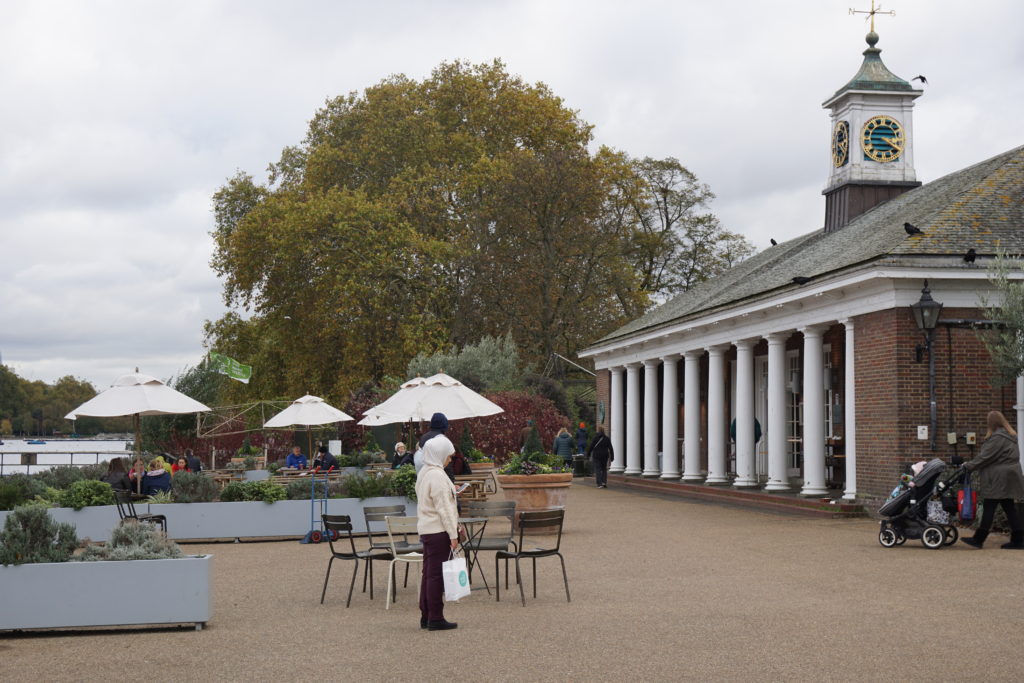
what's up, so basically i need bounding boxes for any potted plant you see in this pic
[496,449,573,525]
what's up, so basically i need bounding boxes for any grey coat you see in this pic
[966,429,1024,499]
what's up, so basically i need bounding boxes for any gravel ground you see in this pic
[3,482,1024,682]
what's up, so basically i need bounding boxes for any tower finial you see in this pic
[850,1,895,42]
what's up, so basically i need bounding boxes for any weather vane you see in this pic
[850,0,895,33]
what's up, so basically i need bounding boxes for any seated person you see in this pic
[392,442,409,469]
[445,451,473,481]
[171,456,190,475]
[141,459,172,496]
[311,446,338,470]
[185,448,203,473]
[286,446,308,469]
[152,454,173,474]
[101,457,132,491]
[128,457,147,494]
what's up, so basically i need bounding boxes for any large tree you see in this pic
[208,60,750,402]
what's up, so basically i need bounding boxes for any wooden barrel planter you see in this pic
[496,472,572,532]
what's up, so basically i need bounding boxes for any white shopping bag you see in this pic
[442,550,471,602]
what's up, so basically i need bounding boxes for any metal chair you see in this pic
[320,515,392,607]
[363,504,420,591]
[495,509,570,607]
[460,499,517,590]
[113,490,167,534]
[384,516,423,609]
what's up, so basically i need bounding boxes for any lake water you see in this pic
[0,439,132,475]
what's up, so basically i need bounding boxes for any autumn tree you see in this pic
[207,60,750,401]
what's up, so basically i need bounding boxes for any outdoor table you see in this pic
[458,516,490,594]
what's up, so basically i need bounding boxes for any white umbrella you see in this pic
[358,373,504,426]
[65,371,212,455]
[263,395,354,462]
[263,395,354,428]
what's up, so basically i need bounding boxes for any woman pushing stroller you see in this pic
[955,410,1024,549]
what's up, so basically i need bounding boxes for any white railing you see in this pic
[0,452,127,476]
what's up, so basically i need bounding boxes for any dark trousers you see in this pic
[593,456,609,487]
[977,498,1023,535]
[419,531,450,622]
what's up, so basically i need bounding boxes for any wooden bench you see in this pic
[454,474,493,501]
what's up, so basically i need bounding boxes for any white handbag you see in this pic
[442,549,471,602]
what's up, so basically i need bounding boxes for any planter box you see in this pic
[0,554,212,631]
[0,498,416,543]
[148,497,416,540]
[0,506,120,543]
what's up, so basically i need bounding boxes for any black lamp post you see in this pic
[910,280,943,450]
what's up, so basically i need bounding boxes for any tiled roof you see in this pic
[597,144,1024,345]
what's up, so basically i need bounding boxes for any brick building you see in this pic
[579,29,1024,501]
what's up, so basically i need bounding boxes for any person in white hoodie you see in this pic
[415,428,463,631]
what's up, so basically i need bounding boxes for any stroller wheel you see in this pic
[879,528,899,548]
[895,535,907,546]
[921,525,945,549]
[942,525,958,545]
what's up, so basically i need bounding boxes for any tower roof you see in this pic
[828,32,914,101]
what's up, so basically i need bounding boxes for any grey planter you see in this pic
[0,506,120,543]
[0,554,212,631]
[0,498,416,543]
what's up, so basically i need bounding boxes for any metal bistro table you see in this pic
[458,516,490,594]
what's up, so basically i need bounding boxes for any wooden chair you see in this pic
[495,509,570,607]
[113,490,167,534]
[320,515,392,607]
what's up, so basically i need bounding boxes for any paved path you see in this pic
[3,482,1023,681]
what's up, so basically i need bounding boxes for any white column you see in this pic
[705,345,729,484]
[841,319,857,500]
[642,359,661,477]
[625,363,642,475]
[764,332,790,491]
[682,351,703,481]
[800,325,829,496]
[610,367,625,473]
[1016,376,1024,471]
[734,339,757,487]
[660,354,681,479]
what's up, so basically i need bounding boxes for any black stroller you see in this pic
[877,457,963,549]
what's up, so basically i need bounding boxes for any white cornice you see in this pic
[582,266,1003,369]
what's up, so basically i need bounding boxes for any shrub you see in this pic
[345,471,395,500]
[499,452,569,475]
[74,520,184,562]
[338,454,359,467]
[460,391,568,463]
[35,465,85,490]
[523,425,543,456]
[0,474,48,511]
[267,460,284,474]
[219,481,246,502]
[78,463,108,481]
[391,464,417,501]
[171,472,219,503]
[467,448,491,463]
[146,490,175,504]
[0,505,79,565]
[287,478,326,500]
[459,426,475,456]
[218,480,286,503]
[58,480,115,511]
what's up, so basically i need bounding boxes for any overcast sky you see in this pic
[2,0,1022,389]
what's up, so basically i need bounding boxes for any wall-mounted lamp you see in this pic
[910,280,943,451]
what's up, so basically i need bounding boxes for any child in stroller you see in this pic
[878,457,962,549]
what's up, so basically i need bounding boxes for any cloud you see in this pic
[1,0,1023,387]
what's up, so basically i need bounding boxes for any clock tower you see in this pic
[822,28,922,232]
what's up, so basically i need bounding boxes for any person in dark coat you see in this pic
[587,425,614,489]
[553,427,574,468]
[960,410,1024,549]
[101,457,131,491]
[185,448,203,474]
[312,446,338,470]
[445,451,473,480]
[141,459,172,496]
[575,423,588,455]
[392,442,409,469]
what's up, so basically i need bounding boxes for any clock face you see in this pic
[832,121,849,167]
[861,115,904,162]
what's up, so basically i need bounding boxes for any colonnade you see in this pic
[606,320,857,499]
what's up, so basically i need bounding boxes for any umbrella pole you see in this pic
[307,429,313,468]
[134,413,141,456]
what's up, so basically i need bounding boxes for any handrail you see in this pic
[0,451,126,476]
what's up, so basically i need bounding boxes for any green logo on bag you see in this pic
[458,571,468,587]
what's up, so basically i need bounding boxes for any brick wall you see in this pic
[854,306,1015,499]
[596,368,610,431]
